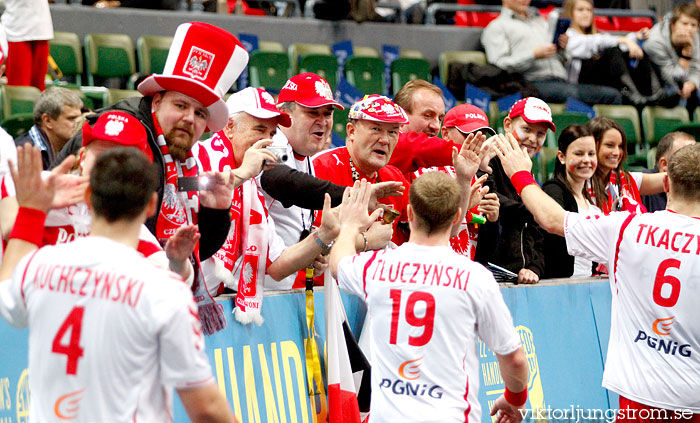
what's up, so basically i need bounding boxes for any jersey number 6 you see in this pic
[389,289,435,347]
[653,259,681,308]
[52,306,85,375]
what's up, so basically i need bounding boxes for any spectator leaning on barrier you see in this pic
[15,87,84,170]
[494,135,700,423]
[329,174,529,423]
[413,104,499,260]
[481,0,622,105]
[641,131,696,212]
[0,146,237,422]
[196,87,341,325]
[476,97,553,284]
[644,3,700,111]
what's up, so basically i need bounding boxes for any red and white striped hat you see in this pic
[138,22,249,132]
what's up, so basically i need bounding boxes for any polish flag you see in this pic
[325,273,363,423]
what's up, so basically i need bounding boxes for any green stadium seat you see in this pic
[669,122,700,140]
[248,51,291,92]
[299,54,338,90]
[80,86,111,111]
[258,41,285,53]
[84,33,136,87]
[345,56,385,94]
[49,31,83,86]
[641,106,689,146]
[288,43,332,74]
[1,113,34,138]
[438,51,486,86]
[391,58,431,95]
[109,89,142,105]
[400,49,425,59]
[1,86,41,120]
[137,35,172,76]
[333,107,350,140]
[552,112,590,141]
[592,105,641,145]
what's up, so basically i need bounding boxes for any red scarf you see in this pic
[152,113,226,335]
[589,171,646,214]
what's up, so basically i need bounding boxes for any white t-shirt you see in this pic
[337,243,521,423]
[564,210,700,411]
[0,236,213,422]
[260,130,316,290]
[0,0,54,42]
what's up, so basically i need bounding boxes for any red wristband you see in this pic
[510,170,537,195]
[504,387,528,407]
[9,207,47,247]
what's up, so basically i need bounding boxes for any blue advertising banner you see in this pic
[335,77,365,108]
[0,280,618,423]
[497,92,522,113]
[237,33,260,90]
[565,97,596,119]
[382,45,400,96]
[433,76,457,111]
[466,83,492,113]
[332,40,354,74]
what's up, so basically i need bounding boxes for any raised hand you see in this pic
[339,180,383,233]
[368,181,404,212]
[198,171,235,210]
[453,131,486,184]
[234,139,278,183]
[9,146,75,212]
[493,133,532,178]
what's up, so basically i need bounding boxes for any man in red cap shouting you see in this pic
[477,97,556,284]
[196,87,342,324]
[53,22,249,333]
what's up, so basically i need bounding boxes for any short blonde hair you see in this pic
[409,171,461,234]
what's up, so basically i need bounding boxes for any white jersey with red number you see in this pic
[337,242,521,423]
[413,167,478,259]
[0,236,213,422]
[564,210,700,411]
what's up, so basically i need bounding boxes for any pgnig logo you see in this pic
[379,357,444,399]
[634,317,692,358]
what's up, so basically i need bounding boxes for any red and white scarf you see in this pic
[153,114,226,335]
[588,171,645,214]
[198,131,269,326]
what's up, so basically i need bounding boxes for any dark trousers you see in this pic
[532,79,622,105]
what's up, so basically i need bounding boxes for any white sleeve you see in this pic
[336,251,380,299]
[630,171,643,190]
[565,30,620,59]
[0,130,17,182]
[0,250,37,328]
[159,286,214,388]
[564,211,632,263]
[475,270,521,355]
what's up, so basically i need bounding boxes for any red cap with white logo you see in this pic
[508,97,555,132]
[443,104,495,136]
[348,95,409,124]
[227,87,292,127]
[278,73,344,110]
[82,111,153,162]
[137,22,249,132]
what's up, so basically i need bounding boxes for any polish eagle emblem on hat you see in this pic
[104,119,125,137]
[314,80,333,100]
[184,46,215,81]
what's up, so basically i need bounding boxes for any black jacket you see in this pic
[541,179,578,278]
[15,127,54,170]
[475,158,545,277]
[53,96,229,260]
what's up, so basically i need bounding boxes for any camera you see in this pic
[177,176,211,192]
[266,145,289,164]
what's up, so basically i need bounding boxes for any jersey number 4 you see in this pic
[389,290,435,347]
[52,306,85,375]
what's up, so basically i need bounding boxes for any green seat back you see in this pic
[391,58,431,95]
[299,54,338,90]
[333,107,350,140]
[1,113,35,138]
[248,51,291,92]
[288,43,332,74]
[642,106,690,146]
[137,35,172,75]
[50,31,83,85]
[109,89,142,105]
[1,86,41,120]
[345,56,385,95]
[85,33,136,85]
[439,51,486,85]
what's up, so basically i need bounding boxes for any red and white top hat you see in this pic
[443,104,495,136]
[83,111,153,162]
[508,97,556,132]
[137,22,249,132]
[348,95,408,124]
[227,87,292,127]
[278,73,344,109]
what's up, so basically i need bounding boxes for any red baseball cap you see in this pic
[508,97,555,132]
[443,104,495,136]
[348,95,409,124]
[227,87,292,127]
[82,111,153,162]
[278,73,344,109]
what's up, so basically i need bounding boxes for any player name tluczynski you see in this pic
[370,259,471,290]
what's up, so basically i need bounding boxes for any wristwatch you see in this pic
[313,231,334,255]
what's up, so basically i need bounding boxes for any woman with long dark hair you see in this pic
[542,124,600,278]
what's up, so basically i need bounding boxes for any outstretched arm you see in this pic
[493,134,566,236]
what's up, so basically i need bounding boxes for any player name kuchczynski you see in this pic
[29,262,154,307]
[369,258,472,290]
[634,223,700,254]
